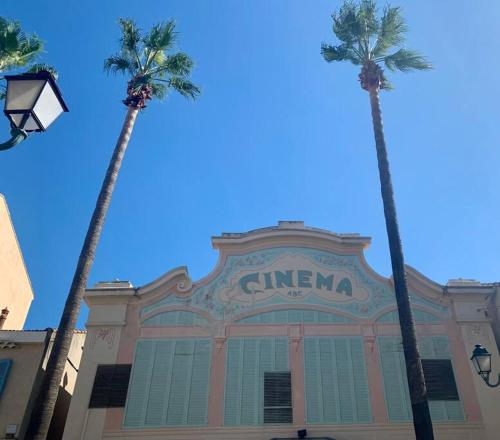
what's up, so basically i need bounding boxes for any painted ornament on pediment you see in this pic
[141,247,402,319]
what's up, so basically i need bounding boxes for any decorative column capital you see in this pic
[214,337,227,350]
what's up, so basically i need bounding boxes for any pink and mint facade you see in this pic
[63,222,500,440]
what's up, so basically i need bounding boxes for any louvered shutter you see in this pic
[304,337,371,424]
[187,339,212,424]
[378,337,412,421]
[124,339,211,428]
[241,339,259,425]
[224,337,290,426]
[124,340,155,427]
[167,340,194,425]
[264,372,292,423]
[144,340,174,426]
[89,364,131,408]
[379,336,464,422]
[422,360,459,400]
[304,338,323,423]
[0,359,12,397]
[351,338,371,422]
[224,339,243,425]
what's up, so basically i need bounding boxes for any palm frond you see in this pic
[143,20,176,52]
[0,17,43,71]
[27,63,58,79]
[167,77,200,99]
[118,18,142,69]
[104,54,137,75]
[118,18,140,52]
[332,1,361,45]
[321,43,361,65]
[154,52,193,77]
[150,82,167,100]
[372,5,407,58]
[384,48,432,72]
[357,0,379,38]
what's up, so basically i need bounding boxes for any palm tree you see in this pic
[321,1,433,439]
[0,17,53,104]
[0,17,43,72]
[26,18,200,439]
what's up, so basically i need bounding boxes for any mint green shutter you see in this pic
[304,337,371,424]
[144,340,173,426]
[258,339,272,425]
[167,340,194,425]
[187,339,212,424]
[124,340,155,427]
[425,337,464,421]
[378,337,412,421]
[224,337,289,426]
[319,339,337,422]
[304,338,323,423]
[351,338,371,422]
[241,339,259,425]
[379,336,464,422]
[124,339,211,428]
[335,339,354,422]
[224,339,243,425]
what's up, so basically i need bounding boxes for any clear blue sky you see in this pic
[1,1,499,329]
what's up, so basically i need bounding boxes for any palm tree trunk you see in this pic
[368,88,434,440]
[25,106,139,440]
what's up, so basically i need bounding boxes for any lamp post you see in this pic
[1,70,68,151]
[470,344,500,388]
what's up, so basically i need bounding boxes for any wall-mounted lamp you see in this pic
[470,344,500,388]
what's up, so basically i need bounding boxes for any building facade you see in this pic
[0,329,86,440]
[0,194,86,440]
[64,222,500,440]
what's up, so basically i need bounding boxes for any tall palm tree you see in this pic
[26,18,200,439]
[321,1,433,439]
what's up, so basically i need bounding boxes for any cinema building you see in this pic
[63,222,500,440]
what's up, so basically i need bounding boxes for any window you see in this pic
[224,337,289,426]
[303,337,371,424]
[422,359,459,400]
[264,372,292,423]
[379,336,464,421]
[0,359,12,397]
[89,364,131,408]
[124,339,212,427]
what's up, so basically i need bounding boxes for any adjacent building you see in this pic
[0,194,33,330]
[0,329,86,439]
[64,221,500,440]
[0,194,86,440]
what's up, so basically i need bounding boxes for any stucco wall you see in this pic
[0,332,47,439]
[0,330,86,440]
[0,195,33,330]
[62,306,125,440]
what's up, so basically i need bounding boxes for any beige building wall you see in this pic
[62,304,126,440]
[450,286,500,440]
[0,331,49,439]
[0,194,33,330]
[0,330,86,440]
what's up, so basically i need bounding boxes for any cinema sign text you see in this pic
[218,254,370,304]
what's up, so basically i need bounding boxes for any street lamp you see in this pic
[470,344,500,388]
[1,70,68,151]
